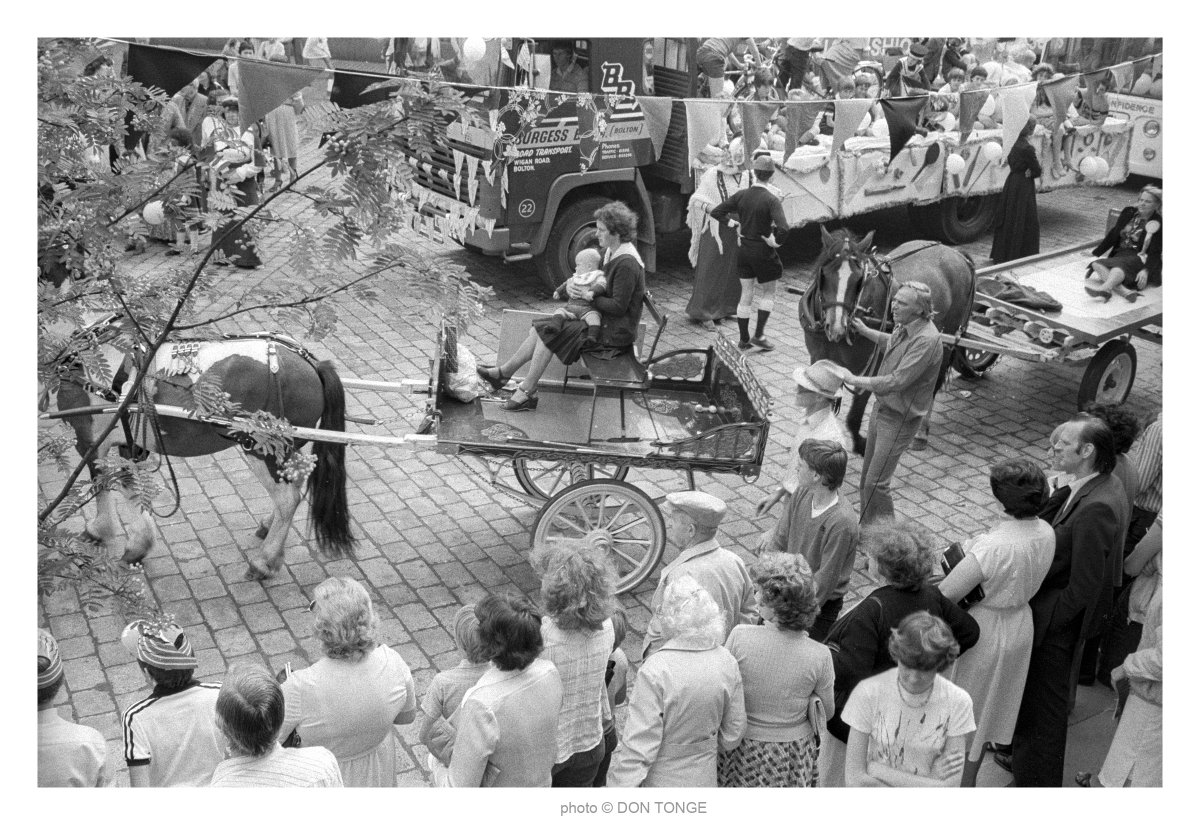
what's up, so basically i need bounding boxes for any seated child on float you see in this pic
[553,247,607,345]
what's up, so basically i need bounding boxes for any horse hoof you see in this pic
[244,565,273,581]
[911,436,929,452]
[121,547,150,566]
[254,524,270,540]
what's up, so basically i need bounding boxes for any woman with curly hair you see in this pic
[718,553,834,787]
[843,612,975,786]
[939,459,1054,785]
[528,537,618,786]
[818,519,979,786]
[608,576,746,787]
[277,577,416,786]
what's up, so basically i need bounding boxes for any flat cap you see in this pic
[663,490,727,529]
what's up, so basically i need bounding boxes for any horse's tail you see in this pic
[307,360,355,558]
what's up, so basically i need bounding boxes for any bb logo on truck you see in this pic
[518,199,536,218]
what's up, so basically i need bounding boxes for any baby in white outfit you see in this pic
[553,247,607,344]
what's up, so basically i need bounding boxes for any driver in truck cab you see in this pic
[549,41,590,93]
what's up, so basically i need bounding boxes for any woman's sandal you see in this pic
[501,388,538,412]
[1083,284,1113,302]
[476,366,508,392]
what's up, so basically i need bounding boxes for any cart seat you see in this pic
[581,292,666,389]
[580,292,667,442]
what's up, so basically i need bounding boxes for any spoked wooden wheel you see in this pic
[531,480,666,595]
[512,458,629,500]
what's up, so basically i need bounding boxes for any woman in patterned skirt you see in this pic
[718,553,834,787]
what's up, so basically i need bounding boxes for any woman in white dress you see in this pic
[278,577,417,786]
[939,458,1055,786]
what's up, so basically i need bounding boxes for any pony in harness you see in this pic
[46,315,355,580]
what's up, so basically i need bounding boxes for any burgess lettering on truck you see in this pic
[503,59,654,226]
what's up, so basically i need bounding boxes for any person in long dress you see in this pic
[989,117,1041,263]
[278,577,417,786]
[686,137,746,326]
[939,458,1055,786]
[202,96,262,268]
[263,54,303,191]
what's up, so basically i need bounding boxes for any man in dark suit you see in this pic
[1010,413,1129,786]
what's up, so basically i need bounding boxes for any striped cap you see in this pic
[136,624,198,671]
[38,629,64,689]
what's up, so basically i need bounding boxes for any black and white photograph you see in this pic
[29,11,1178,816]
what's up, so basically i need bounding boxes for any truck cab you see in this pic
[403,38,666,289]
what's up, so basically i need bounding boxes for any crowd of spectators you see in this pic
[39,398,1161,787]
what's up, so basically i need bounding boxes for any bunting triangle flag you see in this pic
[239,60,322,125]
[1000,84,1037,160]
[1041,75,1078,131]
[126,43,213,97]
[466,155,480,206]
[501,167,508,208]
[1083,69,1109,97]
[880,97,927,163]
[330,70,394,109]
[452,149,465,178]
[829,98,874,157]
[1108,62,1135,94]
[482,159,494,185]
[639,97,673,161]
[739,102,778,169]
[1130,56,1155,87]
[684,100,729,169]
[957,89,990,142]
[483,217,496,238]
[782,100,823,164]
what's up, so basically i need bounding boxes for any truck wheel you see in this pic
[916,195,999,245]
[535,196,610,291]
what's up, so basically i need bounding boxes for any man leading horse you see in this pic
[843,282,942,524]
[799,226,977,524]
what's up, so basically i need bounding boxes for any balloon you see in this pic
[1090,157,1110,179]
[1079,156,1098,178]
[463,37,487,63]
[982,141,1003,162]
[945,153,966,176]
[142,201,165,225]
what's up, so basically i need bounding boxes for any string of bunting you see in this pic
[106,39,1159,211]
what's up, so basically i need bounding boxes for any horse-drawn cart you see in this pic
[424,313,772,594]
[949,231,1162,408]
[42,307,771,592]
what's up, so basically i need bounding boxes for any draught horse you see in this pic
[800,226,977,453]
[50,321,355,580]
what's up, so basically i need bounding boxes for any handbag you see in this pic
[941,542,985,609]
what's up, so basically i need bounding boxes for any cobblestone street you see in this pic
[37,92,1161,787]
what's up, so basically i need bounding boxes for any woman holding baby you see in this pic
[477,201,646,412]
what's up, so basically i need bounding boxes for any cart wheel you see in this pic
[512,458,629,500]
[531,480,665,595]
[1078,340,1137,408]
[952,345,1000,379]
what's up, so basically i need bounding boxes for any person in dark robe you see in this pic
[989,117,1042,264]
